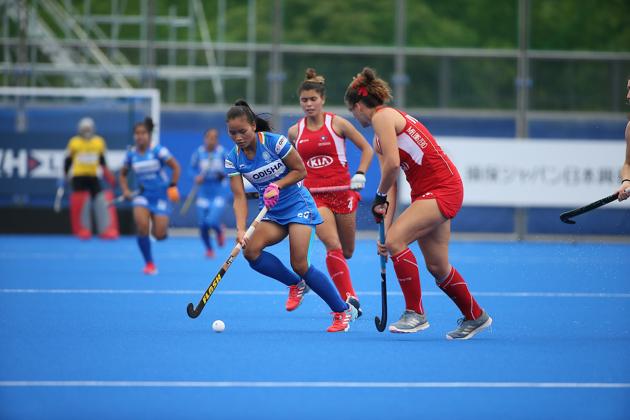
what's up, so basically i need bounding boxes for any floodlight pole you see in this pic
[269,0,284,132]
[515,0,531,239]
[393,0,408,108]
[246,0,257,103]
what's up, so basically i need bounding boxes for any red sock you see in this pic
[325,249,357,299]
[437,266,483,320]
[391,248,424,314]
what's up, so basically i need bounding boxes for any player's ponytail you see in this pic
[134,117,155,136]
[344,67,392,109]
[297,68,326,97]
[226,99,272,132]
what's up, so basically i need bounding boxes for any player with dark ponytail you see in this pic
[224,100,359,332]
[345,68,492,339]
[119,117,181,275]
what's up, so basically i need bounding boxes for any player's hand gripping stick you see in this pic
[263,183,280,208]
[371,192,389,223]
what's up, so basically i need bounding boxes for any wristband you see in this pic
[371,193,389,223]
[169,182,177,188]
[622,179,630,184]
[356,170,365,175]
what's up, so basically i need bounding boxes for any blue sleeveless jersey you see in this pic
[190,144,228,199]
[224,132,322,226]
[123,144,173,215]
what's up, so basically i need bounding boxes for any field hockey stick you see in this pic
[308,185,351,193]
[244,184,352,199]
[187,206,269,319]
[53,185,64,213]
[107,190,139,207]
[375,221,388,332]
[179,183,199,215]
[559,189,629,224]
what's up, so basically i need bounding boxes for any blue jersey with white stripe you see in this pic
[225,131,322,226]
[190,144,227,198]
[124,144,172,194]
[225,132,301,199]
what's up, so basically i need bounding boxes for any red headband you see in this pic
[357,86,368,97]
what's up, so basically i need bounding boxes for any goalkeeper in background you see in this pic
[62,117,119,240]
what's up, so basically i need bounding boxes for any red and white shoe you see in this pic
[76,228,91,240]
[205,249,215,259]
[285,280,308,311]
[143,262,158,275]
[327,302,359,333]
[99,230,119,240]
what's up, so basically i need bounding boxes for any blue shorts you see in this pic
[261,189,323,226]
[132,193,171,216]
[196,194,227,227]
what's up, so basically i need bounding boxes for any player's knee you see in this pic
[426,263,449,281]
[325,240,342,252]
[243,247,260,262]
[151,227,167,241]
[385,237,404,255]
[136,224,150,236]
[290,258,308,277]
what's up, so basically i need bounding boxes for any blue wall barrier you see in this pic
[1,106,628,235]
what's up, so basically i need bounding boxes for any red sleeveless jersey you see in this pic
[375,108,461,196]
[294,112,351,189]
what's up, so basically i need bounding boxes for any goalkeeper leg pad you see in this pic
[70,191,92,239]
[94,190,119,240]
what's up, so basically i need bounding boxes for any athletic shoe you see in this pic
[77,228,91,240]
[286,280,309,311]
[327,302,359,332]
[99,228,119,240]
[346,295,362,318]
[205,249,215,259]
[389,310,430,333]
[446,311,492,340]
[216,225,226,247]
[143,262,158,275]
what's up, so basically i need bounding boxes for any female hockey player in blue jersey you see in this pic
[190,128,228,258]
[119,117,181,275]
[225,100,358,332]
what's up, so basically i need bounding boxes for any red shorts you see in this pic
[411,182,463,219]
[311,189,361,214]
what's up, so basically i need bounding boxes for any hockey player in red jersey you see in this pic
[345,67,491,339]
[288,68,373,315]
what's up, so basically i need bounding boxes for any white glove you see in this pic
[350,172,366,190]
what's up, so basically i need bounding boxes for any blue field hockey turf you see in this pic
[0,235,628,419]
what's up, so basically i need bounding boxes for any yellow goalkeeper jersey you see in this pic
[66,135,107,177]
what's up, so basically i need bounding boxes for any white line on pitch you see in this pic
[0,380,628,389]
[0,289,629,298]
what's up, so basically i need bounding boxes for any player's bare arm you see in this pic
[275,148,307,190]
[335,115,373,174]
[287,124,298,145]
[372,109,400,195]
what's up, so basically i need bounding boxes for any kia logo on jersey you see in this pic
[307,155,333,169]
